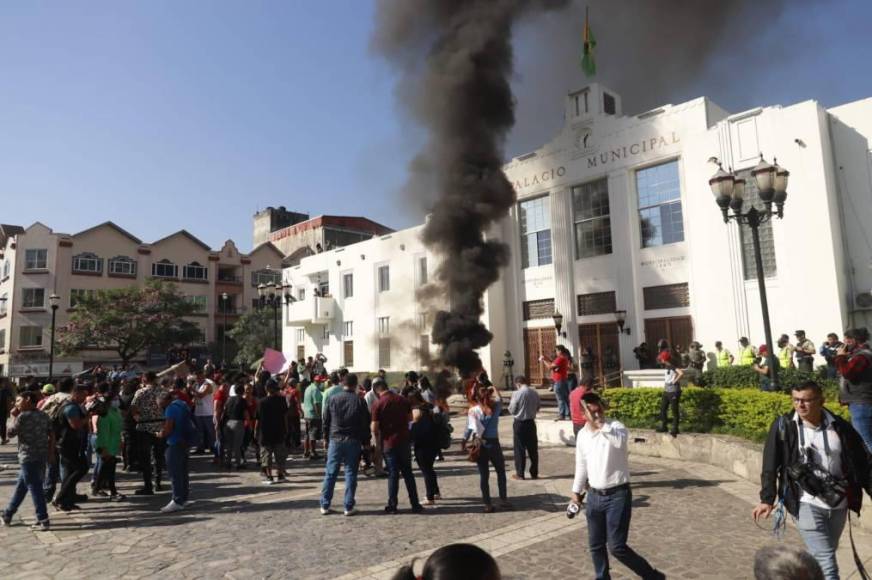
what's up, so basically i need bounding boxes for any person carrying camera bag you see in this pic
[753,380,872,580]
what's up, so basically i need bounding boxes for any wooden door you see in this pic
[524,328,556,386]
[644,316,693,352]
[578,323,621,385]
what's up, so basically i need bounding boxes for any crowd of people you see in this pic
[2,337,871,580]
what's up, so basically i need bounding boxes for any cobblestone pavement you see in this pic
[1,419,870,580]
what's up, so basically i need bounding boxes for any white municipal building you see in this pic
[283,83,872,386]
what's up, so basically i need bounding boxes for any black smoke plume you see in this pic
[373,0,568,376]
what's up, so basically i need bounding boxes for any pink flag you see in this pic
[262,348,288,375]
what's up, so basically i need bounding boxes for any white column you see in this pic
[550,187,579,356]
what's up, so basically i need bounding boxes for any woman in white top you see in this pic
[465,383,510,513]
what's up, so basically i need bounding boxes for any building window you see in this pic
[343,273,354,298]
[577,291,617,316]
[183,262,208,281]
[378,265,390,292]
[22,288,45,309]
[637,160,684,248]
[378,338,391,368]
[19,326,43,348]
[0,293,7,315]
[152,260,178,279]
[318,280,330,297]
[573,179,612,259]
[416,313,427,331]
[378,316,390,336]
[736,170,777,280]
[643,283,690,310]
[519,196,552,268]
[108,256,137,276]
[2,260,9,278]
[252,269,281,287]
[344,340,354,366]
[298,288,306,301]
[417,257,428,286]
[603,92,616,115]
[24,249,47,270]
[70,289,97,309]
[322,326,329,341]
[343,321,353,337]
[72,252,103,274]
[522,299,555,321]
[185,295,208,313]
[295,329,305,342]
[0,329,5,351]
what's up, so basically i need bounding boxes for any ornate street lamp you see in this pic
[221,292,229,366]
[257,281,281,350]
[709,154,789,389]
[48,293,60,381]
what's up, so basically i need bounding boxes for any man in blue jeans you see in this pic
[570,392,664,580]
[319,373,370,516]
[158,391,192,513]
[835,327,872,452]
[370,380,423,514]
[2,392,54,531]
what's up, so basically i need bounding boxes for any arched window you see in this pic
[108,255,137,277]
[183,261,208,281]
[72,252,103,274]
[152,259,178,279]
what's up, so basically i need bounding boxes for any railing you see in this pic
[217,274,243,284]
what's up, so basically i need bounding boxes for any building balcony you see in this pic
[287,296,335,325]
[217,274,243,285]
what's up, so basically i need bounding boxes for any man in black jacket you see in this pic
[753,381,872,580]
[319,373,370,517]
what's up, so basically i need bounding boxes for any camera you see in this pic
[786,449,847,508]
[566,496,584,519]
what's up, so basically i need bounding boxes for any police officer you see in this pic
[777,334,795,370]
[795,330,816,374]
[714,341,733,367]
[738,337,757,366]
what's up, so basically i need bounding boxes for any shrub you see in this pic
[602,386,850,443]
[697,365,838,394]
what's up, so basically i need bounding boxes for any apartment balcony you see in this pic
[287,296,335,325]
[217,273,243,285]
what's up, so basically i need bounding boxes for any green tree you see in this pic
[227,308,278,366]
[57,280,201,364]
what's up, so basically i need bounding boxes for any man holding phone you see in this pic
[569,392,664,580]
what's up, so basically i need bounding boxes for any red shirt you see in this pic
[551,355,569,383]
[835,345,872,382]
[569,386,590,426]
[371,392,412,450]
[285,387,301,417]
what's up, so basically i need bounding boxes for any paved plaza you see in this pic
[1,419,870,580]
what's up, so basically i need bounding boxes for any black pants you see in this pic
[56,452,87,508]
[137,431,166,490]
[414,444,440,501]
[476,439,507,505]
[659,391,680,434]
[122,428,137,470]
[96,456,118,494]
[0,405,8,441]
[512,419,538,479]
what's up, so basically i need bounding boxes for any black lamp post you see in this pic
[503,350,514,390]
[220,292,229,366]
[258,282,294,351]
[709,155,789,390]
[614,310,631,335]
[552,311,565,340]
[48,293,60,381]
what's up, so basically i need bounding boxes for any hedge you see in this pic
[695,365,838,395]
[602,387,850,443]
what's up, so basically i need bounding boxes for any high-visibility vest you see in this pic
[716,349,732,367]
[739,346,756,365]
[778,346,793,369]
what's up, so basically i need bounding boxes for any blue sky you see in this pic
[2,1,871,251]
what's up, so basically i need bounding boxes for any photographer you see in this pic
[753,381,872,580]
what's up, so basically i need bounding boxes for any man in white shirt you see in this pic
[192,371,216,458]
[571,392,664,580]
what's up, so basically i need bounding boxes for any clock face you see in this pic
[575,128,593,150]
